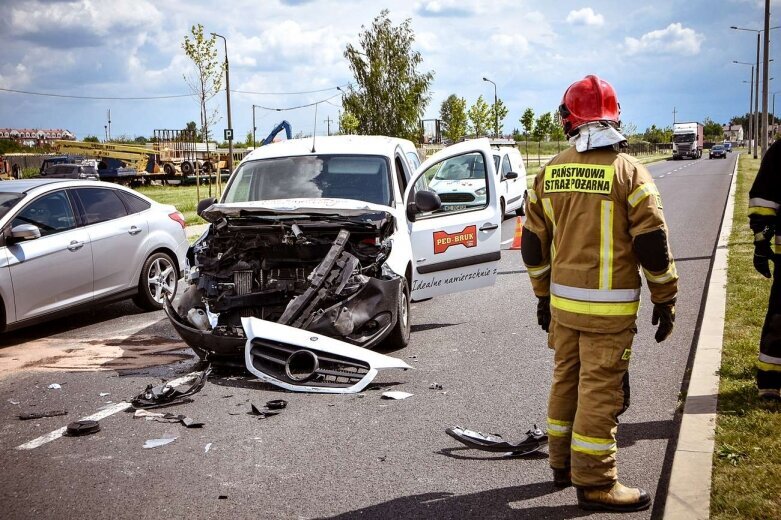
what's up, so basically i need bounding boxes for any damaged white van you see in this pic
[165,136,502,390]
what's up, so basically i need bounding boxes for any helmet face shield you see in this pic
[559,75,620,137]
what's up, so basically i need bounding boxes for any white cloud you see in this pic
[625,23,704,56]
[566,7,604,27]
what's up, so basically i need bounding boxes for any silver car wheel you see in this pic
[146,256,176,303]
[399,289,409,328]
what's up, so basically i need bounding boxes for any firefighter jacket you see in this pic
[522,146,678,333]
[749,139,781,252]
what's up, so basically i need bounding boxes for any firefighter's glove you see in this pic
[651,300,675,343]
[537,296,551,333]
[753,227,775,279]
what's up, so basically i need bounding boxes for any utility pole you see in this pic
[762,0,771,155]
[212,32,233,194]
[673,106,677,125]
[107,109,111,141]
[324,116,333,136]
[755,32,761,158]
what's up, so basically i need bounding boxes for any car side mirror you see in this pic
[415,190,441,212]
[505,171,519,180]
[10,224,41,242]
[196,197,217,217]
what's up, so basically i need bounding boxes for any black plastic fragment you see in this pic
[248,403,281,419]
[66,420,101,436]
[265,399,288,410]
[445,425,548,455]
[131,367,211,409]
[19,410,68,420]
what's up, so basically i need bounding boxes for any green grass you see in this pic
[711,154,781,519]
[136,184,217,226]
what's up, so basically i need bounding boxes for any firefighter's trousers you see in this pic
[547,319,634,488]
[757,256,781,392]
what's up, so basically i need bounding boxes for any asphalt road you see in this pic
[0,153,736,519]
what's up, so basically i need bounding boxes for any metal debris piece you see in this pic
[131,367,211,409]
[428,383,443,390]
[19,410,68,421]
[381,391,413,400]
[265,399,287,410]
[48,383,62,390]
[133,409,203,428]
[143,437,177,449]
[445,425,548,455]
[65,420,100,436]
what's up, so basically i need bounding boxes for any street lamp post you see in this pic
[252,104,259,149]
[482,77,498,138]
[211,32,233,180]
[735,61,755,148]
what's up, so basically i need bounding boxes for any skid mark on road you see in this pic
[0,336,192,378]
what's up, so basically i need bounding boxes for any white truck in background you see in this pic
[672,122,704,160]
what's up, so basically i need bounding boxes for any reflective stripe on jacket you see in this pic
[523,146,677,333]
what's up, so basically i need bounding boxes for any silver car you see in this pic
[0,179,188,331]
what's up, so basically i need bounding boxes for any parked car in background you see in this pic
[0,179,188,331]
[723,142,733,153]
[491,141,527,217]
[41,163,100,180]
[709,144,727,159]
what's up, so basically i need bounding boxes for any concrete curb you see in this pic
[662,154,740,519]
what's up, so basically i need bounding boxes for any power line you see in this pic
[253,92,343,112]
[231,84,349,95]
[0,87,192,100]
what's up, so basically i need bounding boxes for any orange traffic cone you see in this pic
[509,216,523,250]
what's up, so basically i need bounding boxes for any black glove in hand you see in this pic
[537,296,551,332]
[754,236,774,279]
[652,300,675,343]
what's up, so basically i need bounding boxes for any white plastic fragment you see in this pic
[99,392,110,397]
[143,437,176,449]
[48,384,62,390]
[381,391,413,400]
[205,443,212,453]
[8,399,20,405]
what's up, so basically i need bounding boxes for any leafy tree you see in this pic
[182,24,225,149]
[550,118,566,143]
[342,10,434,140]
[533,112,554,142]
[134,136,148,145]
[621,120,638,140]
[642,124,673,144]
[702,117,723,141]
[520,108,535,138]
[468,95,492,137]
[339,111,360,134]
[83,135,100,143]
[439,94,468,143]
[489,98,509,137]
[183,120,201,140]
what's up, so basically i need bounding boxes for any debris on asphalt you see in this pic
[428,383,444,390]
[47,383,62,390]
[218,495,228,500]
[445,425,548,456]
[248,403,281,419]
[65,420,101,437]
[381,391,413,400]
[377,455,387,462]
[8,399,20,405]
[19,410,68,421]
[133,409,204,428]
[143,437,177,449]
[265,399,288,410]
[205,443,212,453]
[131,367,211,409]
[99,392,110,397]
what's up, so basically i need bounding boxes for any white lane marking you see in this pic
[16,371,202,451]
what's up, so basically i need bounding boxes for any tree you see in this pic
[439,94,467,143]
[702,117,723,141]
[339,111,360,134]
[83,135,100,143]
[642,124,673,144]
[342,10,434,141]
[468,95,492,137]
[520,108,535,162]
[621,121,638,140]
[183,120,200,140]
[489,98,509,137]
[134,136,148,145]
[533,112,553,142]
[182,24,225,149]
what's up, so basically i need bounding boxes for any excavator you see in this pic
[261,120,292,146]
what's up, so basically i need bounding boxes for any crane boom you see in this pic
[54,140,158,173]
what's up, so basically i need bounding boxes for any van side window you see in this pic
[501,154,512,179]
[394,156,408,193]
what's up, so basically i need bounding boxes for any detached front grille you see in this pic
[439,193,475,203]
[249,339,369,388]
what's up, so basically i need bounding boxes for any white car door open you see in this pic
[405,139,501,300]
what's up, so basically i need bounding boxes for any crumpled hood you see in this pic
[201,198,394,223]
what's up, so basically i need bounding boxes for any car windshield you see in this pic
[713,146,723,150]
[222,155,392,206]
[433,154,486,181]
[0,192,25,220]
[673,134,696,143]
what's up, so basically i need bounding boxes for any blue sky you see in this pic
[0,0,777,140]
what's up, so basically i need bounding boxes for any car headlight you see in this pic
[475,187,486,196]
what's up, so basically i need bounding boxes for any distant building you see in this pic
[0,128,75,147]
[722,124,744,143]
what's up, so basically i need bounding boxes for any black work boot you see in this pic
[758,389,781,402]
[577,481,651,512]
[552,467,572,488]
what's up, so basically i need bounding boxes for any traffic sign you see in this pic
[224,129,233,140]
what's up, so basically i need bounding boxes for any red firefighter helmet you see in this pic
[558,75,620,137]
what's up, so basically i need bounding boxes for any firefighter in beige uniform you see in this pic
[522,75,678,512]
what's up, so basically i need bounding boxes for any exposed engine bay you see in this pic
[166,207,405,364]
